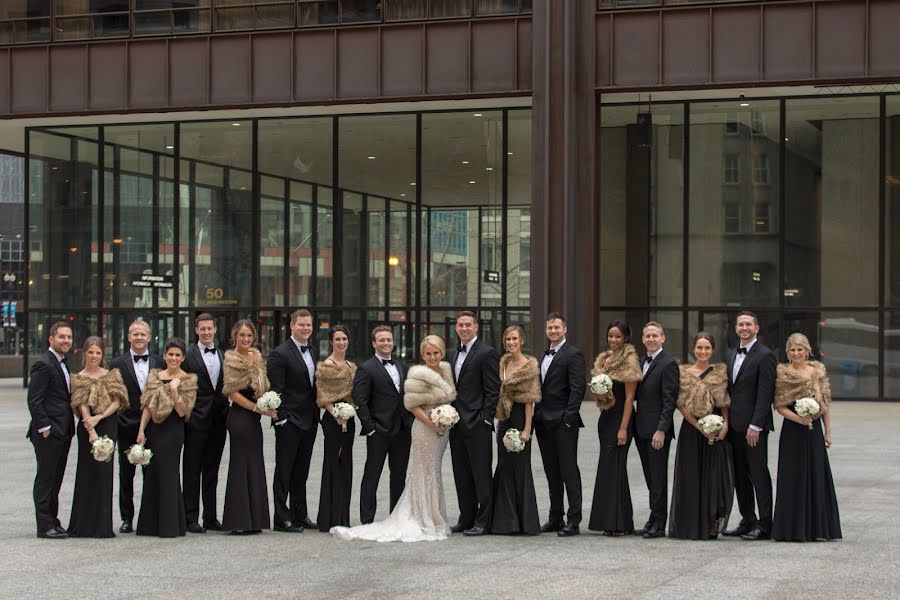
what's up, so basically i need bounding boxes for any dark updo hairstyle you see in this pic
[606,320,631,344]
[230,319,257,347]
[691,331,716,351]
[163,336,187,355]
[81,335,106,368]
[329,324,350,343]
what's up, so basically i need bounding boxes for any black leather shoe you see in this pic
[297,517,316,530]
[450,523,471,534]
[187,523,206,534]
[463,526,487,536]
[740,527,770,541]
[722,524,752,537]
[37,528,67,539]
[274,521,304,533]
[204,519,223,531]
[540,521,564,533]
[642,525,665,539]
[634,520,653,536]
[230,530,252,536]
[558,523,580,537]
[119,521,133,534]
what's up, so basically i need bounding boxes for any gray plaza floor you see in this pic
[1,377,898,599]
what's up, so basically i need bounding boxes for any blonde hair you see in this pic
[785,332,812,356]
[420,334,446,357]
[643,321,665,335]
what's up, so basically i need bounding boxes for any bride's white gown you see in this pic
[331,410,450,542]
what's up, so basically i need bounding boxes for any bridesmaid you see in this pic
[136,337,197,538]
[221,319,275,535]
[588,320,642,536]
[772,333,841,542]
[68,336,128,538]
[315,324,358,532]
[490,325,541,535]
[668,332,733,540]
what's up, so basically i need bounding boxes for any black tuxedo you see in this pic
[353,355,412,523]
[182,344,228,526]
[634,348,679,529]
[534,342,586,526]
[109,350,165,524]
[267,338,319,526]
[27,350,75,533]
[447,338,499,530]
[726,340,776,533]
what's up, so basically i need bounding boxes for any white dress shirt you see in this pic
[377,354,401,392]
[292,336,316,386]
[130,348,151,392]
[200,343,220,388]
[455,337,476,381]
[540,339,566,382]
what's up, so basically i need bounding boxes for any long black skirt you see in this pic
[68,415,117,538]
[137,412,186,538]
[222,399,271,532]
[490,403,540,535]
[317,411,355,531]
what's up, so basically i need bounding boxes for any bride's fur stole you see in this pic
[677,363,729,418]
[140,370,197,423]
[774,361,831,410]
[496,355,540,421]
[222,349,269,399]
[403,362,456,411]
[316,359,357,407]
[591,344,642,410]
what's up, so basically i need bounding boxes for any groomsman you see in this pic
[27,322,75,539]
[723,311,776,541]
[447,311,499,536]
[267,308,318,532]
[182,313,227,533]
[634,321,678,539]
[534,312,586,537]
[354,325,412,524]
[110,319,165,533]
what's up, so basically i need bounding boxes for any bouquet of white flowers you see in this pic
[332,402,357,432]
[430,405,460,435]
[794,397,820,430]
[91,435,115,462]
[589,373,614,396]
[256,390,282,412]
[697,414,725,445]
[126,443,153,466]
[502,428,526,453]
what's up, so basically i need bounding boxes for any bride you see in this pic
[331,334,456,542]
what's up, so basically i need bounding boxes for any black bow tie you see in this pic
[60,357,68,366]
[133,354,149,362]
[544,349,556,357]
[457,345,467,353]
[643,355,653,365]
[737,347,748,355]
[382,359,395,366]
[204,347,216,354]
[299,345,308,354]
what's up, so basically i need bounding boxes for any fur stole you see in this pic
[677,364,730,418]
[496,355,540,421]
[774,361,831,410]
[316,360,358,408]
[403,363,456,411]
[591,344,642,410]
[70,369,129,416]
[140,370,198,424]
[222,349,269,399]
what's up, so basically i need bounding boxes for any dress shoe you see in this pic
[463,526,487,536]
[274,521,304,533]
[740,527,770,541]
[557,523,580,537]
[540,521,564,533]
[722,524,752,537]
[229,530,252,536]
[450,523,471,534]
[634,520,653,536]
[37,528,67,539]
[297,517,317,530]
[119,521,133,534]
[204,520,223,531]
[642,525,665,539]
[187,523,206,534]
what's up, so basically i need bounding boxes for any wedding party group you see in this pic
[25,308,841,544]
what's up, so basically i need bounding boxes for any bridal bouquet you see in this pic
[332,402,357,432]
[697,414,725,445]
[256,391,282,412]
[430,405,460,435]
[794,397,820,430]
[90,435,115,462]
[502,428,526,453]
[126,443,153,466]
[589,373,614,396]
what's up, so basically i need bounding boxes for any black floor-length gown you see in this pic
[588,380,634,533]
[222,386,271,532]
[490,402,540,534]
[773,408,841,541]
[317,411,355,531]
[68,415,117,538]
[137,410,186,538]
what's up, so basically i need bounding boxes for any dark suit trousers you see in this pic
[117,423,140,523]
[450,423,493,529]
[359,428,411,524]
[273,422,317,525]
[635,434,671,528]
[183,415,228,525]
[536,424,582,525]
[31,433,70,532]
[728,428,773,532]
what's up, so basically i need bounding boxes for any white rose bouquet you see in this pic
[91,435,115,462]
[430,405,460,435]
[502,428,526,453]
[794,397,820,430]
[589,373,614,396]
[126,443,153,466]
[697,414,725,445]
[332,402,357,432]
[256,390,282,412]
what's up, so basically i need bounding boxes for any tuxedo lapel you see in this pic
[457,340,479,382]
[734,343,759,382]
[543,344,568,382]
[215,348,225,391]
[120,354,140,390]
[374,359,400,393]
[193,345,214,388]
[47,351,67,390]
[642,349,663,379]
[727,349,737,384]
[289,341,312,384]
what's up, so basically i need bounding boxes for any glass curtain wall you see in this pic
[599,94,889,400]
